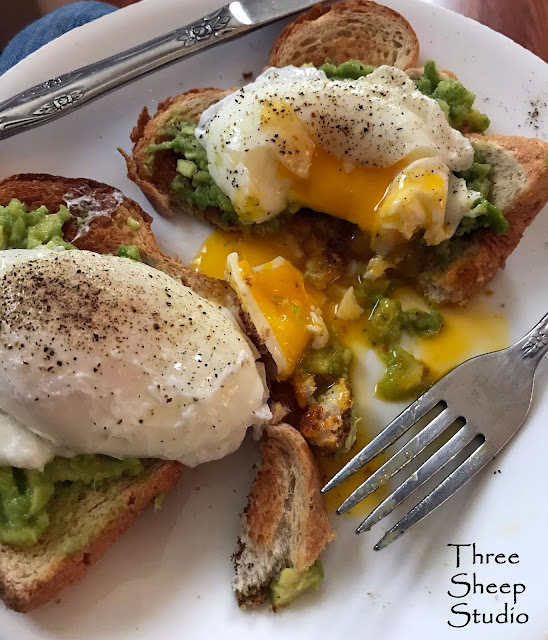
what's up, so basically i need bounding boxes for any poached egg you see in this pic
[196,65,477,251]
[0,248,270,469]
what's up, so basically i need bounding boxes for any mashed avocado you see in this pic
[0,199,74,250]
[301,342,352,378]
[414,60,489,133]
[455,149,509,235]
[376,347,429,401]
[146,121,239,225]
[270,561,324,608]
[319,59,374,80]
[298,279,442,404]
[0,456,143,547]
[118,243,142,261]
[0,201,150,549]
[351,284,441,399]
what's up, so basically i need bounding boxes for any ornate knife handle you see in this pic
[0,5,249,140]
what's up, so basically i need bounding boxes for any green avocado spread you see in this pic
[0,457,143,547]
[295,275,443,404]
[353,282,443,400]
[0,200,148,549]
[319,59,375,80]
[270,560,324,608]
[415,60,489,133]
[146,121,239,225]
[118,243,142,261]
[0,199,75,250]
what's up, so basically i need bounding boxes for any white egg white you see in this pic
[0,248,271,469]
[196,65,475,224]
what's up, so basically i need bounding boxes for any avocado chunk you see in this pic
[0,199,74,250]
[376,347,428,401]
[146,119,239,226]
[301,342,352,379]
[414,60,490,133]
[402,309,444,337]
[319,59,375,80]
[270,560,324,608]
[117,243,142,262]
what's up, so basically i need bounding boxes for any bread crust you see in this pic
[234,423,335,607]
[420,134,548,304]
[269,0,419,69]
[0,461,182,612]
[246,424,335,568]
[121,88,235,225]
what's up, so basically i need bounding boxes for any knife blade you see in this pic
[0,0,316,141]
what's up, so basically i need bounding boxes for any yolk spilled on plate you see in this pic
[192,228,508,516]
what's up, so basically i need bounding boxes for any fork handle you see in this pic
[516,312,548,365]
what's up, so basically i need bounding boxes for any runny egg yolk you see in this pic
[393,287,509,379]
[191,230,302,280]
[193,230,508,515]
[260,100,445,241]
[224,254,326,380]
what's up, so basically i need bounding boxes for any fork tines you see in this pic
[321,387,491,549]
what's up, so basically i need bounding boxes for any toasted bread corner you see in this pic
[420,134,548,304]
[0,461,182,613]
[121,88,235,224]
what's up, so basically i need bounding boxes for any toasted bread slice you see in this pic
[0,174,189,612]
[419,135,548,304]
[122,2,418,223]
[121,88,234,225]
[269,0,419,69]
[233,423,335,608]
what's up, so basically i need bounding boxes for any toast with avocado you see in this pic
[233,422,335,609]
[0,174,334,612]
[122,0,548,306]
[0,174,184,612]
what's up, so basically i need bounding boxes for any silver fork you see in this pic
[322,313,548,550]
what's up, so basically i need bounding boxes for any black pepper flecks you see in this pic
[0,251,257,426]
[201,66,471,217]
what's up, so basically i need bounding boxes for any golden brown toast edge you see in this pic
[269,0,419,69]
[234,423,335,607]
[420,134,548,304]
[0,462,182,613]
[121,88,235,225]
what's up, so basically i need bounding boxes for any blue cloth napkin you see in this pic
[1,1,117,75]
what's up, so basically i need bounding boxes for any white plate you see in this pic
[0,1,547,638]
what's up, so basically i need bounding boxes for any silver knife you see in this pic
[0,0,316,141]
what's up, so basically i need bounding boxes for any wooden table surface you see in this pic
[423,0,548,62]
[111,0,548,62]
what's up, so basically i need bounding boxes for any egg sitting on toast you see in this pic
[195,65,478,254]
